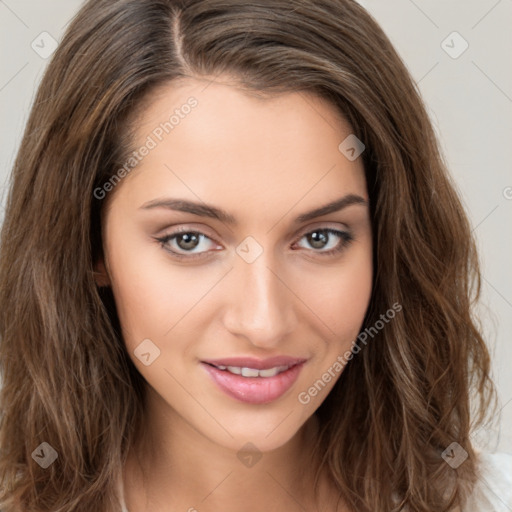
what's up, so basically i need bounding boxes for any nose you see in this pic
[222,251,297,349]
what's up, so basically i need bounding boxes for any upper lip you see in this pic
[202,356,307,370]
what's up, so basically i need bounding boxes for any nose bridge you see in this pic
[223,247,296,345]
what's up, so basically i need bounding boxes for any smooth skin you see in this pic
[97,75,373,512]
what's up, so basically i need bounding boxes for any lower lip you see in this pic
[202,362,305,405]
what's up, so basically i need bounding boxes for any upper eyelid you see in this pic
[160,220,350,239]
[295,223,350,238]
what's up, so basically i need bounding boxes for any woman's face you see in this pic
[99,76,373,452]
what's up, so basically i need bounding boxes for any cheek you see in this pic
[293,250,372,404]
[105,231,211,350]
[294,245,373,347]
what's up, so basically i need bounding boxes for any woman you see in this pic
[0,0,510,511]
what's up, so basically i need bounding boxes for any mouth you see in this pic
[201,356,307,405]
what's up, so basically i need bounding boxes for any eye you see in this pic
[155,229,221,260]
[155,226,354,261]
[293,228,354,256]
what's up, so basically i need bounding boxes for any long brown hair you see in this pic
[0,0,496,510]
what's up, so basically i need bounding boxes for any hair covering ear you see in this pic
[94,259,111,287]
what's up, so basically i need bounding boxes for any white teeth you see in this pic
[258,367,281,377]
[218,365,291,377]
[241,367,260,377]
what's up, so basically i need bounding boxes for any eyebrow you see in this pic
[139,193,368,225]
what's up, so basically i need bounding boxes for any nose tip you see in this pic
[222,254,296,348]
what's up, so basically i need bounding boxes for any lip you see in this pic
[201,357,307,405]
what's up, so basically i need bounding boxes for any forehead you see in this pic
[109,76,367,221]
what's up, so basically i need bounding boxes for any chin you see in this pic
[199,400,316,453]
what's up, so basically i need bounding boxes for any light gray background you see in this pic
[1,1,511,452]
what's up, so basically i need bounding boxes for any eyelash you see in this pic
[155,227,354,261]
